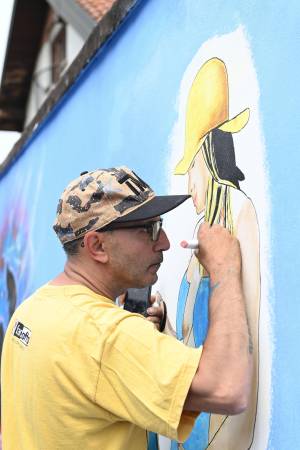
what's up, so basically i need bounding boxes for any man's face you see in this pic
[104,218,170,289]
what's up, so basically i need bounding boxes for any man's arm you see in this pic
[207,198,260,448]
[184,223,253,415]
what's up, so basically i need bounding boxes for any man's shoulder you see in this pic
[11,283,156,340]
[11,283,116,327]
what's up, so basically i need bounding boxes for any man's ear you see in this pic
[84,231,109,263]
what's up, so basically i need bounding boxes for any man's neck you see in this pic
[49,262,117,301]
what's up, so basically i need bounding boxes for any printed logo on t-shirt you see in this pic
[12,321,31,346]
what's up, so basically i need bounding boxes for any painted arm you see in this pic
[184,222,253,414]
[207,197,260,449]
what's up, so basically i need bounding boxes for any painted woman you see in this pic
[170,58,260,449]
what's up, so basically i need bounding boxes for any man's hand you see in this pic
[195,222,242,282]
[147,292,165,331]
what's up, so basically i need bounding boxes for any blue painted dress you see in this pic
[147,273,211,450]
[170,274,211,450]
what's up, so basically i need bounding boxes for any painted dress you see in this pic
[147,274,210,450]
[170,274,211,450]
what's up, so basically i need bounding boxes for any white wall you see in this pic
[66,24,84,64]
[25,23,84,125]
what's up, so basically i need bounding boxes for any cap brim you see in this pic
[113,195,191,223]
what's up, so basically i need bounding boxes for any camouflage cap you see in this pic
[53,166,190,245]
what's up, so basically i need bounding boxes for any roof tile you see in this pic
[75,0,117,21]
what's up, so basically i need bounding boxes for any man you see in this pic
[1,166,253,450]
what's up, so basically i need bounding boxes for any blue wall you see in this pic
[0,1,299,447]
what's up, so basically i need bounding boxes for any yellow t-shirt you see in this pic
[1,284,202,450]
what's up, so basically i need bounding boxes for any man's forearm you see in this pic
[209,265,253,356]
[185,266,252,413]
[184,224,253,414]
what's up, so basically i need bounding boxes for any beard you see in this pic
[108,246,163,290]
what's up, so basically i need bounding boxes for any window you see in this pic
[51,24,66,84]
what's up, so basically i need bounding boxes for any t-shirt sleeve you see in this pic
[95,312,202,442]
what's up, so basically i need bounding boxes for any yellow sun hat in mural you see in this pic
[174,57,250,175]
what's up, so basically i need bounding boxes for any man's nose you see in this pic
[154,229,170,252]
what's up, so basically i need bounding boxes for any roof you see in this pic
[0,0,119,133]
[76,0,117,21]
[0,0,139,176]
[0,0,49,132]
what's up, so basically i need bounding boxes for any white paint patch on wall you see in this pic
[156,26,273,449]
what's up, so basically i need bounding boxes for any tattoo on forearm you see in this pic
[210,281,220,293]
[210,267,239,292]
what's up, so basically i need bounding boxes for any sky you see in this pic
[0,0,20,165]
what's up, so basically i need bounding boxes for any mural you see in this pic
[149,26,271,450]
[0,202,31,346]
[0,200,31,439]
[1,1,281,446]
[173,57,259,449]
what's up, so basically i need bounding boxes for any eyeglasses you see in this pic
[99,218,163,242]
